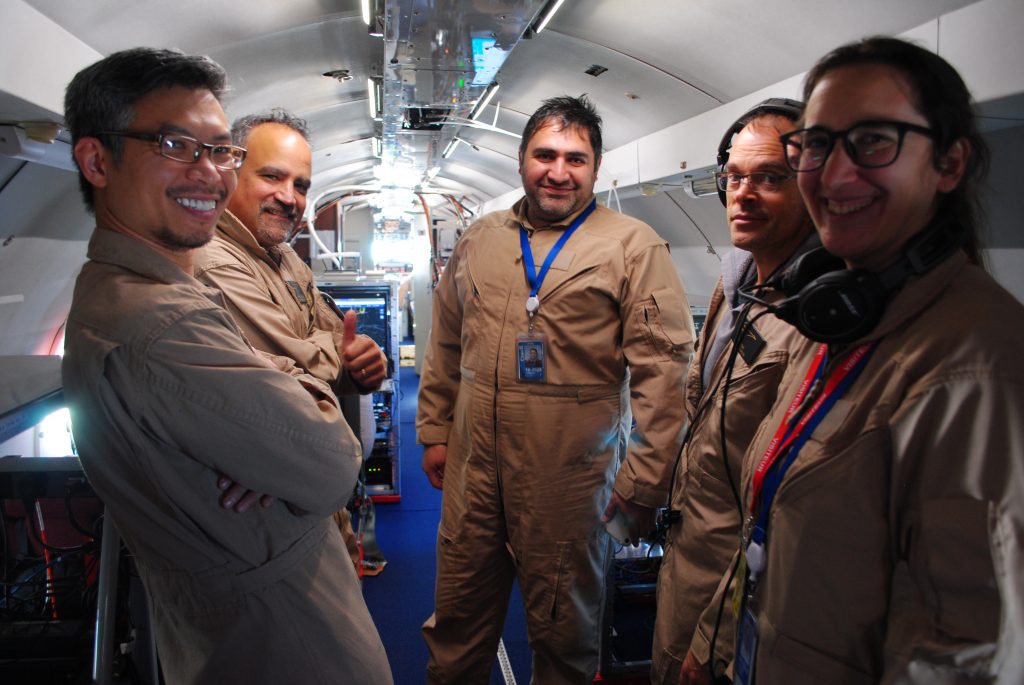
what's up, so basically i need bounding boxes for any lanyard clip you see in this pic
[746,540,766,580]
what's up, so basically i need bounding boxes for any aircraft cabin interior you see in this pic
[1,0,1022,682]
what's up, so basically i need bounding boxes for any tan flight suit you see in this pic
[651,261,808,683]
[195,210,376,567]
[702,248,1024,683]
[417,196,693,684]
[62,228,392,684]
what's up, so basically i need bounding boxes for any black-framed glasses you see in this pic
[714,171,794,193]
[781,120,935,172]
[94,131,247,170]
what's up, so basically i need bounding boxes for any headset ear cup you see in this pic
[773,247,845,296]
[794,270,887,343]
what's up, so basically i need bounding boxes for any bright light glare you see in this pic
[371,232,431,269]
[470,84,500,121]
[38,408,74,457]
[367,78,377,118]
[361,0,370,25]
[535,0,565,33]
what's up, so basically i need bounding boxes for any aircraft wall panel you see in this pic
[1,0,100,117]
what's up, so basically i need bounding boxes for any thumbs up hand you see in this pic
[341,309,387,390]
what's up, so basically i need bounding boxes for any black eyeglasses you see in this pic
[781,120,934,172]
[94,131,247,170]
[714,171,794,193]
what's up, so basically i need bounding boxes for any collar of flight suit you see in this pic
[511,193,598,233]
[841,246,968,350]
[216,209,288,269]
[87,226,197,288]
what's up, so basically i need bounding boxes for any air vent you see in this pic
[585,64,608,77]
[683,176,720,199]
[322,69,352,82]
[403,107,451,131]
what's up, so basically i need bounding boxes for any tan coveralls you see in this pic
[651,262,807,683]
[62,228,392,684]
[706,249,1024,683]
[417,197,693,683]
[194,210,373,566]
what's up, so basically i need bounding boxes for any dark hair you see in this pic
[803,36,990,261]
[64,47,228,212]
[231,108,311,147]
[518,94,603,165]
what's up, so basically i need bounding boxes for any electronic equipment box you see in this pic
[317,277,402,500]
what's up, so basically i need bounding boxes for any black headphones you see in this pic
[762,219,967,344]
[716,97,805,206]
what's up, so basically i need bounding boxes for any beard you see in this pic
[525,187,581,225]
[252,203,298,247]
[155,225,215,251]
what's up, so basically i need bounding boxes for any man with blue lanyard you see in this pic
[417,94,694,684]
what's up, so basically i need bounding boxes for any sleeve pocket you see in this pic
[914,498,1000,643]
[650,287,694,349]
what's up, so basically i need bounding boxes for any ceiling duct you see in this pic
[373,0,550,214]
[403,107,451,131]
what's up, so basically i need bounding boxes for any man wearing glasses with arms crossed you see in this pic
[61,48,391,684]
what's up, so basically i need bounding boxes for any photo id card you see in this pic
[517,334,547,383]
[734,604,759,685]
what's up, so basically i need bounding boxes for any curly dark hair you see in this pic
[518,94,603,165]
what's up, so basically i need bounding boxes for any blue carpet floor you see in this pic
[362,365,532,685]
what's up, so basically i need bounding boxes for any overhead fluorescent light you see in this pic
[534,0,566,34]
[442,138,461,159]
[367,77,382,118]
[367,0,385,37]
[470,83,500,121]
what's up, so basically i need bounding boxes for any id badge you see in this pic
[734,603,760,685]
[517,333,547,383]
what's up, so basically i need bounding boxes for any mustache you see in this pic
[260,201,297,221]
[168,184,228,201]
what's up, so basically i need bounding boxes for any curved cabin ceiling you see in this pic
[12,0,984,220]
[2,0,1022,356]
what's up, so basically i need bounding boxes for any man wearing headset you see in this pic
[652,99,818,685]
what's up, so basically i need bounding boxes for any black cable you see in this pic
[718,306,775,520]
[662,299,761,531]
[23,499,89,554]
[64,489,98,540]
[0,160,28,195]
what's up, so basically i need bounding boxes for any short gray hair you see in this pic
[231,109,310,147]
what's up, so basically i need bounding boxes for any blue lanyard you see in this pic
[750,343,877,549]
[519,199,597,301]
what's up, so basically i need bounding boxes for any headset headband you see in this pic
[716,97,804,206]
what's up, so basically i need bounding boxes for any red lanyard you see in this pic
[749,342,874,513]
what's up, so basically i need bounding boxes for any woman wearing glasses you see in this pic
[724,37,1024,685]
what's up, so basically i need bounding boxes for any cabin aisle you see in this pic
[362,365,532,685]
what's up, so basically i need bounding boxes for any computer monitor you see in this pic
[319,286,391,355]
